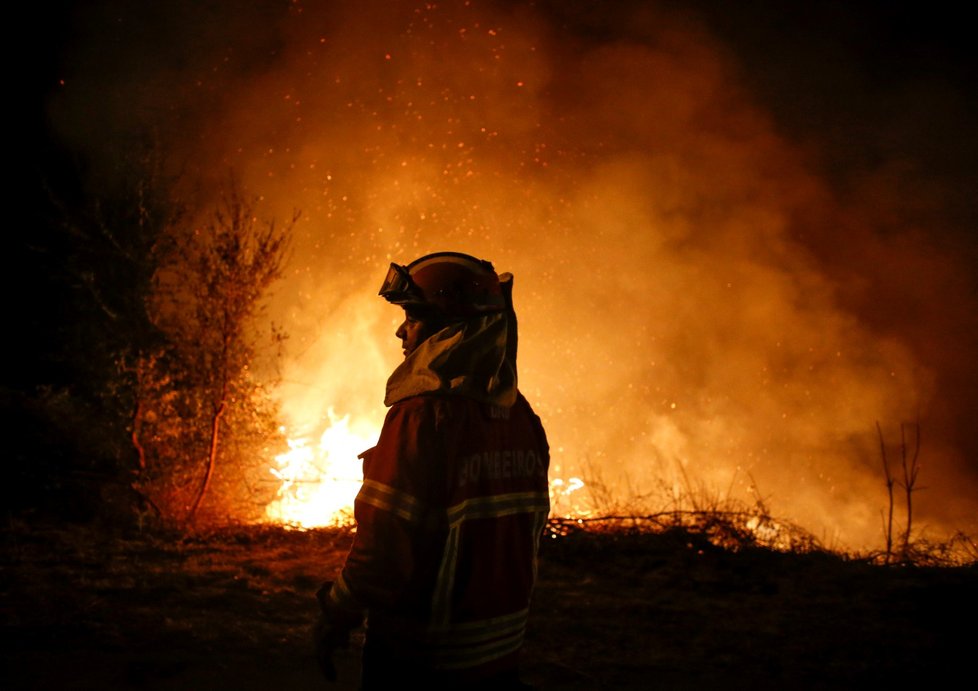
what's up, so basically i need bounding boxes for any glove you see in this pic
[313,580,364,683]
[312,613,351,682]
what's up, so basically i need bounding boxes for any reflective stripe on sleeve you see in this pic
[356,478,427,523]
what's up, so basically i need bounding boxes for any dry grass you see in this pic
[3,514,976,690]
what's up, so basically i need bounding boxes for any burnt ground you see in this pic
[2,519,976,691]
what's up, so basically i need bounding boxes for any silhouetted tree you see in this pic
[10,137,181,522]
[143,179,295,525]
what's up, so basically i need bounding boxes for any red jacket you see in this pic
[329,389,550,678]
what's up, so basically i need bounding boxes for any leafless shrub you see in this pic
[875,420,926,565]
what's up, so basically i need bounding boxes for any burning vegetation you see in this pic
[16,1,978,563]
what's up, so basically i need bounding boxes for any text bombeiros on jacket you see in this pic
[457,448,547,488]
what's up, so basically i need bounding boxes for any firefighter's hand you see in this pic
[312,614,350,682]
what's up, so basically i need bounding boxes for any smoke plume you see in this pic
[45,0,978,549]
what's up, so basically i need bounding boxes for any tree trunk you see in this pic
[187,398,226,524]
[131,398,147,472]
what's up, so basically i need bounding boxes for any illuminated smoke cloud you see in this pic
[48,0,978,548]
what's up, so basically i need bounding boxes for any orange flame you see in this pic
[266,410,588,528]
[265,409,379,527]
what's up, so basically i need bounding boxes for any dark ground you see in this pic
[2,519,976,690]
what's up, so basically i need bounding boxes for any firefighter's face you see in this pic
[396,311,436,358]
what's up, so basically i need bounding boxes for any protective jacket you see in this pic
[323,289,550,684]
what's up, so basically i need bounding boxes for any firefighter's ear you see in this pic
[498,272,514,309]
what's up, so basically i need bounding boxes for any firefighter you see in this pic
[314,251,551,690]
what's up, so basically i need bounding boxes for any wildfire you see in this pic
[265,409,378,527]
[266,409,588,528]
[549,476,587,516]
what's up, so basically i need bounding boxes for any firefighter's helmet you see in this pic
[379,251,505,319]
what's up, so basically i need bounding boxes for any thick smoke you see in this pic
[47,0,978,549]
